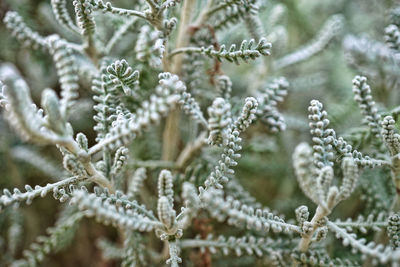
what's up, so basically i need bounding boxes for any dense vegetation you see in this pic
[0,0,400,266]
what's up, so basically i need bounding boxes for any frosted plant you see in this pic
[135,25,165,67]
[1,0,400,266]
[207,97,232,146]
[255,77,289,133]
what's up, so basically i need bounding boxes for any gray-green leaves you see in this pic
[106,59,139,96]
[0,64,63,144]
[352,76,381,138]
[47,35,79,118]
[170,38,271,65]
[73,0,96,37]
[207,97,232,146]
[202,38,271,64]
[41,89,66,135]
[256,77,288,133]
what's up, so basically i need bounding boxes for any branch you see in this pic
[93,187,157,221]
[200,188,301,234]
[88,74,181,155]
[328,221,399,264]
[169,38,271,65]
[176,132,207,171]
[180,234,295,257]
[332,214,387,233]
[166,240,182,267]
[0,176,84,210]
[70,190,163,231]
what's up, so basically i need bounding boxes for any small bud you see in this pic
[157,196,176,229]
[41,88,66,134]
[76,133,88,151]
[295,205,309,227]
[158,170,174,205]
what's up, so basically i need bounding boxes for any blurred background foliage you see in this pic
[0,0,399,266]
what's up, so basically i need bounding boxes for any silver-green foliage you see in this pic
[1,1,400,266]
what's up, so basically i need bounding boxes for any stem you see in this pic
[99,6,147,20]
[162,110,181,161]
[62,138,114,192]
[328,221,400,263]
[298,205,329,252]
[391,193,400,212]
[84,35,100,66]
[167,240,181,267]
[169,47,203,58]
[195,0,215,25]
[162,39,171,72]
[391,157,400,212]
[128,160,177,170]
[145,0,159,11]
[176,132,207,171]
[103,149,112,181]
[85,160,113,191]
[162,0,196,161]
[171,0,195,75]
[0,176,83,208]
[334,220,387,229]
[99,193,157,221]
